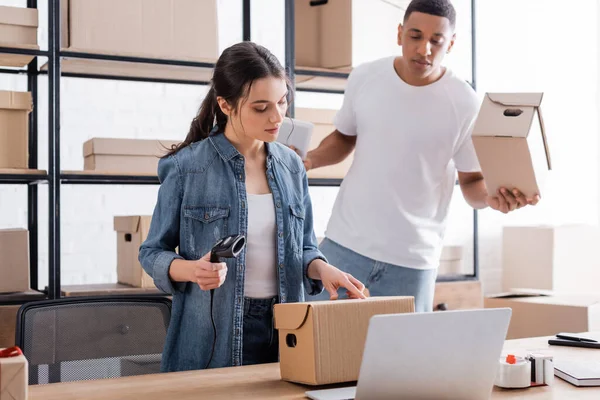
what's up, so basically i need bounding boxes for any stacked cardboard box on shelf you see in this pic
[0,229,30,294]
[83,138,180,175]
[114,216,155,288]
[0,6,39,67]
[47,0,219,82]
[294,0,403,91]
[0,91,32,170]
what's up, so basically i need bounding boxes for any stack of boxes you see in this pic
[485,225,600,339]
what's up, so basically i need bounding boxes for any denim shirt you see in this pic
[138,132,326,372]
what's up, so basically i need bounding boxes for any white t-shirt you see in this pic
[244,194,278,298]
[326,56,481,270]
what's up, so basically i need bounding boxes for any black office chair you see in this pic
[15,295,171,385]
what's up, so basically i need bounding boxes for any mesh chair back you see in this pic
[15,296,171,384]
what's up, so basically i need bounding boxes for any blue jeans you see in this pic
[308,238,437,312]
[242,297,279,365]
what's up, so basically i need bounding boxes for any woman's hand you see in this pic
[308,259,367,300]
[193,251,228,291]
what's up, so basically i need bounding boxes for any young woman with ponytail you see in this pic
[139,41,366,372]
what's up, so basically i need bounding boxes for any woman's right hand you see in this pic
[193,251,228,290]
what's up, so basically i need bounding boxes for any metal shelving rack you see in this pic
[0,0,479,307]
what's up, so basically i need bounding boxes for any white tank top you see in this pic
[244,194,278,298]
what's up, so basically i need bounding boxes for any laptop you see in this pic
[305,308,511,400]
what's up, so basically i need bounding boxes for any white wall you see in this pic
[1,0,598,294]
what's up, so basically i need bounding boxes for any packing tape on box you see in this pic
[495,355,531,389]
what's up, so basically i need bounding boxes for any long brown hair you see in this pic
[167,41,291,156]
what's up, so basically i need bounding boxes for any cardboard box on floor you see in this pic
[439,245,464,275]
[83,138,180,175]
[114,216,154,288]
[274,296,414,385]
[0,6,39,67]
[502,225,600,293]
[0,347,28,400]
[295,0,402,69]
[61,0,218,62]
[472,93,552,199]
[484,291,600,339]
[0,229,30,294]
[295,108,353,180]
[0,91,32,169]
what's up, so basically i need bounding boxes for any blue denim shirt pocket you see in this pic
[288,203,305,255]
[183,205,230,258]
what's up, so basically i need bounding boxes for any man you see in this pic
[303,0,539,311]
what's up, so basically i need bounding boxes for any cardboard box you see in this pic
[0,91,32,169]
[295,108,353,180]
[502,225,600,292]
[295,0,402,69]
[0,347,28,400]
[439,245,464,275]
[485,292,600,339]
[83,138,180,175]
[0,6,39,68]
[433,281,483,311]
[274,296,414,385]
[114,216,154,288]
[0,230,29,294]
[61,0,218,62]
[0,306,19,349]
[472,93,551,199]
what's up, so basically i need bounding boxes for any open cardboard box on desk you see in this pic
[274,296,414,385]
[472,93,552,199]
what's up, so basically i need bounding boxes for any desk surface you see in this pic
[29,335,600,400]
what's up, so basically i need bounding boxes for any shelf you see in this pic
[0,45,48,59]
[0,169,48,184]
[60,49,216,68]
[294,66,350,94]
[0,290,47,305]
[59,171,344,187]
[61,170,160,185]
[308,178,343,187]
[61,283,165,297]
[39,56,212,86]
[436,274,477,283]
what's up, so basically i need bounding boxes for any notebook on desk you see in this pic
[555,359,600,387]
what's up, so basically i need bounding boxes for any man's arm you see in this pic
[458,171,540,213]
[305,130,356,170]
[457,171,488,210]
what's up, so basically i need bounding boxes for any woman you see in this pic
[139,41,366,372]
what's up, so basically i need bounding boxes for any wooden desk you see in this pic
[30,335,600,400]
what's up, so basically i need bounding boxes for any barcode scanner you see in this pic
[205,234,246,369]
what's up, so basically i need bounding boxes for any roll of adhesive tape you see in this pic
[495,355,531,389]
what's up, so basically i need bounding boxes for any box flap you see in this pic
[113,216,141,233]
[0,6,38,27]
[0,91,33,111]
[486,93,544,107]
[83,138,180,157]
[274,303,311,330]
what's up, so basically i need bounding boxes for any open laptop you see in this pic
[306,308,511,400]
